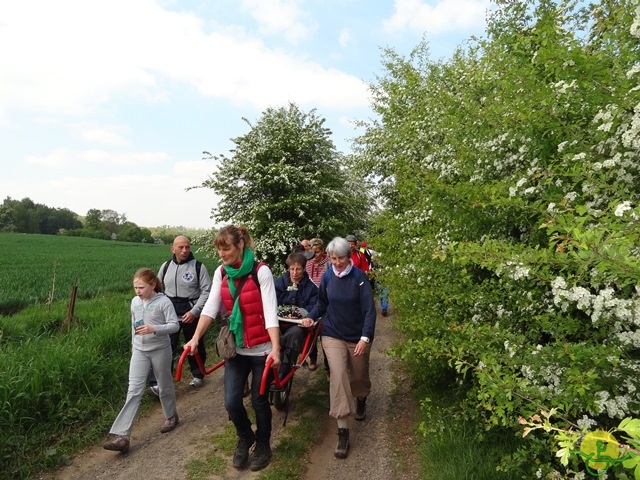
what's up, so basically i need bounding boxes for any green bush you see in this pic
[354,1,640,477]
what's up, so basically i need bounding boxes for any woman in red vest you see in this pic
[185,225,280,472]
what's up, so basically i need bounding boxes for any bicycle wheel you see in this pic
[272,377,293,411]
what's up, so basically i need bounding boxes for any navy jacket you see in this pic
[307,266,376,344]
[274,271,318,313]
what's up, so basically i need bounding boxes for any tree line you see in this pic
[0,197,167,243]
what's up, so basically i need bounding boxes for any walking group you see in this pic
[102,226,385,471]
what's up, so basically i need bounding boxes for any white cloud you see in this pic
[383,0,491,35]
[79,125,130,146]
[24,149,74,168]
[0,0,366,120]
[241,0,313,43]
[77,150,170,166]
[338,28,353,49]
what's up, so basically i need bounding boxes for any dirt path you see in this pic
[39,307,420,480]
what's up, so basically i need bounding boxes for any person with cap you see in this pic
[346,235,369,272]
[305,237,331,371]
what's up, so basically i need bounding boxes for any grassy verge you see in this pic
[411,367,523,480]
[0,295,218,480]
[184,373,329,480]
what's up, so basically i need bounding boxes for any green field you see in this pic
[0,233,220,479]
[0,233,219,315]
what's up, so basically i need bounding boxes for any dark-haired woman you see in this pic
[274,251,318,379]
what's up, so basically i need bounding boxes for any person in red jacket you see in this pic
[185,225,280,472]
[346,235,369,272]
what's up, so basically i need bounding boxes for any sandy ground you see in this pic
[39,305,420,480]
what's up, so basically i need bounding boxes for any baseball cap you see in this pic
[345,234,357,242]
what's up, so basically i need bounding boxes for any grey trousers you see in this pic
[110,345,177,437]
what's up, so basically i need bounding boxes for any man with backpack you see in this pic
[149,235,211,394]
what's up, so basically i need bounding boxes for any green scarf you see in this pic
[223,247,256,347]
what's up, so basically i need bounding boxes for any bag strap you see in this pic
[232,275,251,301]
[160,259,202,288]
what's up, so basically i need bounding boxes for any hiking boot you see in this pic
[233,433,255,469]
[249,442,272,471]
[160,414,179,433]
[189,377,203,388]
[355,397,367,421]
[382,308,388,316]
[334,428,350,459]
[103,435,130,453]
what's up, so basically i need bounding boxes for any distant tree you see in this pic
[0,202,15,232]
[118,222,153,243]
[84,209,102,230]
[195,103,372,266]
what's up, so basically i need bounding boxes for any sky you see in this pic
[0,0,492,230]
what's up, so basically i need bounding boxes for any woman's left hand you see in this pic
[354,340,368,356]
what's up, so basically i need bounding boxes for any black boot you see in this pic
[334,428,350,458]
[249,442,272,471]
[232,432,255,469]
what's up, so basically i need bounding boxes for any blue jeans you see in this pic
[377,282,389,310]
[223,354,273,445]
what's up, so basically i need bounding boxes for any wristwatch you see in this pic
[360,336,370,344]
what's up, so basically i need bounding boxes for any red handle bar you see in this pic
[175,346,226,381]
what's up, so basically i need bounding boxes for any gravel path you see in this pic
[39,306,420,480]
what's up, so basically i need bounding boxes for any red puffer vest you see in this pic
[219,263,270,348]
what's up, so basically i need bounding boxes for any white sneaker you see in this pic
[189,377,203,388]
[148,385,159,397]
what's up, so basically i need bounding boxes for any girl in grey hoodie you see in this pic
[103,268,180,453]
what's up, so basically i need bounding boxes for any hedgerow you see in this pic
[352,0,640,477]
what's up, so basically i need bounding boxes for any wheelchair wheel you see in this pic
[272,377,293,411]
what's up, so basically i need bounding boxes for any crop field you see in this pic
[0,233,219,315]
[0,233,221,479]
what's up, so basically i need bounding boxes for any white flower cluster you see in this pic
[551,277,640,335]
[593,390,632,418]
[496,261,531,280]
[550,277,592,313]
[503,340,516,358]
[553,79,577,95]
[622,102,640,150]
[614,200,632,217]
[576,414,598,430]
[631,4,640,37]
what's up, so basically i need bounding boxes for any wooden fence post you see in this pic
[66,276,78,325]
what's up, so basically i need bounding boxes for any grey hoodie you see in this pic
[131,292,180,351]
[159,255,211,318]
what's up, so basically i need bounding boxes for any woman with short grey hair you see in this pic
[301,236,377,459]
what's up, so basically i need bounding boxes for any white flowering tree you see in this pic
[353,0,640,477]
[196,103,371,267]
